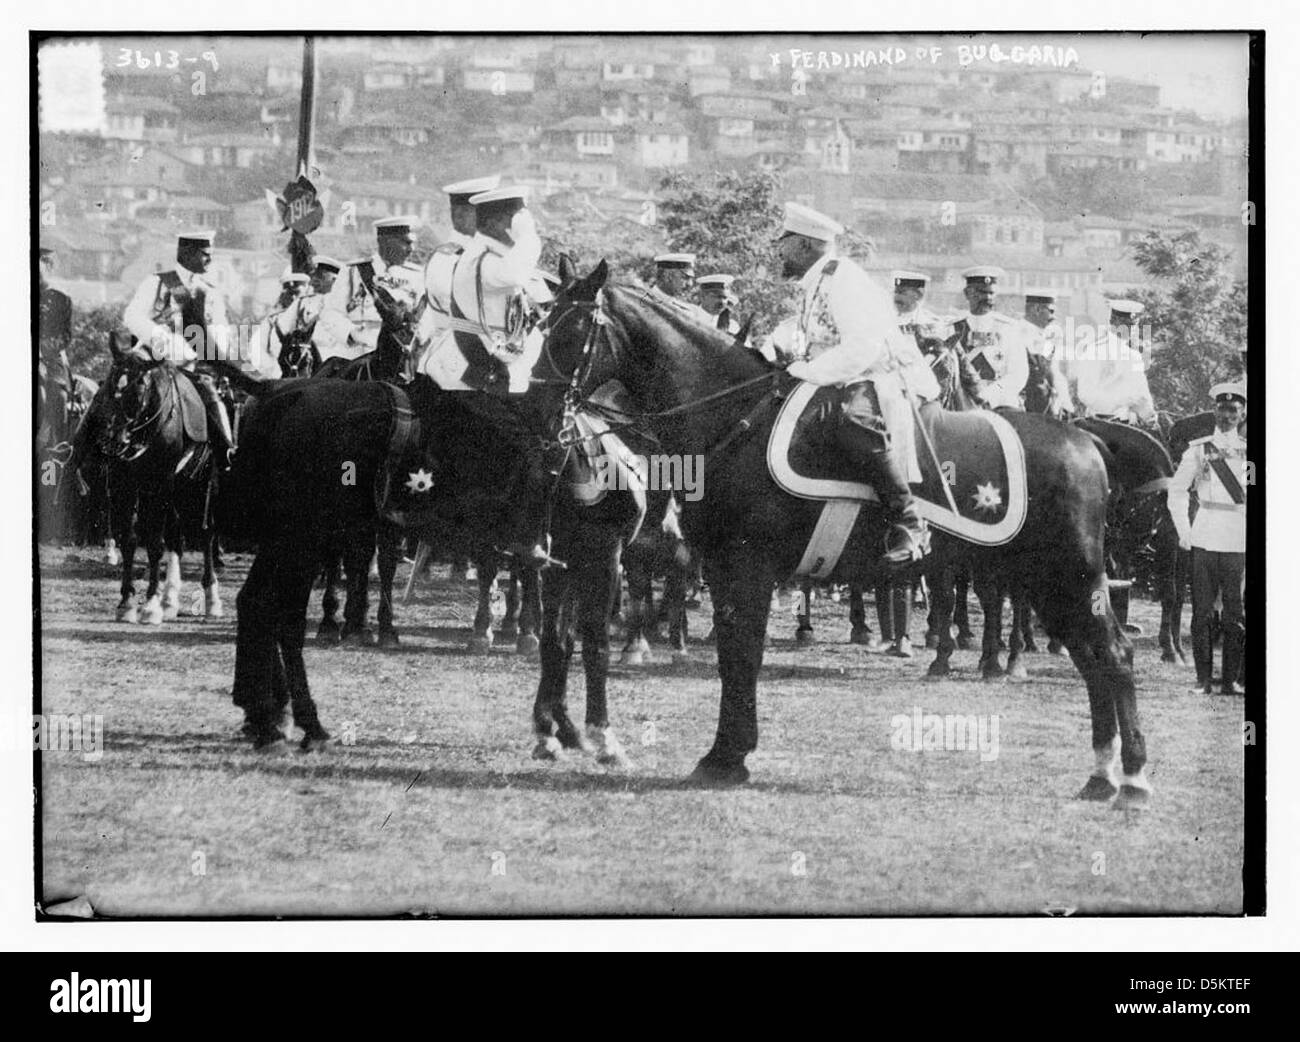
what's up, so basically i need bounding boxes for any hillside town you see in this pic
[39,35,1248,324]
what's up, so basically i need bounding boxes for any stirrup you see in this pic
[882,521,930,566]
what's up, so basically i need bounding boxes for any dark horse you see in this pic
[556,268,1149,806]
[98,342,222,624]
[216,266,644,760]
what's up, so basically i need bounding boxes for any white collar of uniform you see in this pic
[448,230,475,250]
[964,309,1001,331]
[1212,426,1244,450]
[174,266,205,290]
[799,250,838,295]
[472,231,513,258]
[370,252,389,275]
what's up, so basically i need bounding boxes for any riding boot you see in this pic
[190,373,234,470]
[870,447,929,566]
[1190,618,1213,691]
[891,581,913,652]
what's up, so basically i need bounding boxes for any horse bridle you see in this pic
[105,359,175,461]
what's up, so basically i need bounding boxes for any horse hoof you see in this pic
[316,620,342,645]
[671,650,689,664]
[587,726,631,768]
[926,658,951,678]
[532,736,563,761]
[516,633,540,657]
[105,548,121,566]
[468,633,493,655]
[795,628,814,646]
[206,599,225,619]
[956,634,974,651]
[299,734,332,753]
[1076,775,1119,802]
[115,603,138,624]
[1022,639,1039,654]
[1160,650,1178,664]
[251,729,289,753]
[139,600,164,626]
[377,628,400,649]
[849,627,872,646]
[1006,661,1028,680]
[889,639,914,659]
[619,649,645,666]
[557,722,594,753]
[1112,784,1151,811]
[687,756,750,787]
[925,632,939,649]
[499,624,520,642]
[1048,640,1067,656]
[341,627,376,648]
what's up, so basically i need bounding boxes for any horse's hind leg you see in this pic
[664,547,689,660]
[534,566,581,759]
[1006,589,1029,680]
[848,582,871,644]
[317,554,342,643]
[1039,576,1147,806]
[973,568,1005,680]
[339,532,376,646]
[277,559,330,749]
[375,524,401,648]
[233,550,288,747]
[926,562,957,677]
[954,564,975,649]
[620,551,651,664]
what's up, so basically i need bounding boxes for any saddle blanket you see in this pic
[768,382,1028,578]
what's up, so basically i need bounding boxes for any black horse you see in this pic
[554,267,1148,806]
[97,344,222,625]
[216,267,644,759]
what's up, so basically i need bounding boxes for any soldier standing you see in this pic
[1167,382,1248,696]
[38,246,75,408]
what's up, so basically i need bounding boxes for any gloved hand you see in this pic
[510,208,539,243]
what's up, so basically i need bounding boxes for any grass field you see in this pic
[36,545,1245,917]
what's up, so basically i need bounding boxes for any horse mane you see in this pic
[602,283,765,375]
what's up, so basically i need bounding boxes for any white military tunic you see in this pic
[784,253,941,482]
[1075,331,1156,423]
[1168,428,1248,553]
[950,310,1030,410]
[419,228,549,394]
[123,266,236,367]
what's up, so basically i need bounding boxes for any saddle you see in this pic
[768,383,1028,577]
[172,371,209,444]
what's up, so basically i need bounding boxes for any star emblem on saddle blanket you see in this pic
[404,468,435,494]
[970,481,1003,513]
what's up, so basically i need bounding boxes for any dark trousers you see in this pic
[875,579,913,643]
[1190,548,1245,684]
[834,382,913,507]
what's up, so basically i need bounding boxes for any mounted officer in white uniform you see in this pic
[1021,287,1075,418]
[117,229,239,465]
[255,256,355,377]
[1168,382,1248,695]
[424,174,500,339]
[776,202,940,565]
[1075,299,1157,427]
[945,266,1031,411]
[418,186,557,568]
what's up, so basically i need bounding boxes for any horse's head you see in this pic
[102,337,167,460]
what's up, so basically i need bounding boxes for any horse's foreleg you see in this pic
[664,547,689,660]
[469,551,498,654]
[139,498,167,625]
[691,557,773,785]
[953,564,974,648]
[200,513,223,618]
[848,582,871,644]
[339,533,375,646]
[375,525,401,648]
[534,567,581,758]
[620,552,651,664]
[115,500,139,623]
[516,565,541,656]
[926,562,957,677]
[499,566,521,641]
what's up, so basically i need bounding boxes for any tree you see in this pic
[655,169,796,338]
[69,302,125,383]
[1129,229,1247,417]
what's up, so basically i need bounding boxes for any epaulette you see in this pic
[1188,435,1212,446]
[434,242,462,256]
